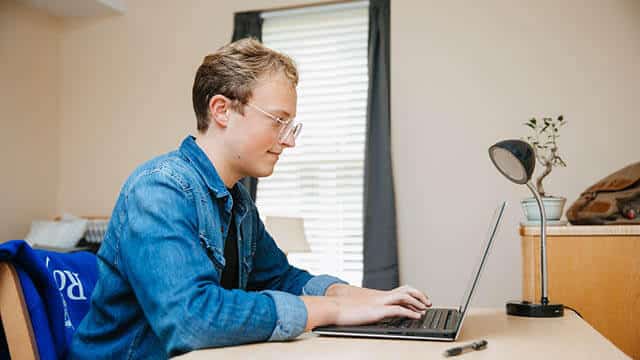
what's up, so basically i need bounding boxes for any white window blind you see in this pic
[257,2,369,286]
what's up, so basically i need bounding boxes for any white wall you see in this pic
[393,0,640,306]
[6,0,639,306]
[57,0,317,215]
[0,0,62,241]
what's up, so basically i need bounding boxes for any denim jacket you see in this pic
[70,136,346,359]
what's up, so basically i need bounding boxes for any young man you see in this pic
[70,39,430,359]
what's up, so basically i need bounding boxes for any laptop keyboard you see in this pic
[377,308,459,330]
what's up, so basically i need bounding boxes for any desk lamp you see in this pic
[489,140,564,317]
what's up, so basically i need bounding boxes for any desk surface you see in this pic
[175,308,629,359]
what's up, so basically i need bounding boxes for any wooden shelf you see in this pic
[520,224,640,236]
[520,224,640,359]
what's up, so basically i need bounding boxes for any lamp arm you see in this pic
[526,181,549,305]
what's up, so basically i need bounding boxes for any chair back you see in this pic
[0,240,98,360]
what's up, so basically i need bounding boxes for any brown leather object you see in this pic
[567,162,640,225]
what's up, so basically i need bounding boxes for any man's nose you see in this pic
[280,132,296,148]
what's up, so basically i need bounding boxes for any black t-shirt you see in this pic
[220,194,239,290]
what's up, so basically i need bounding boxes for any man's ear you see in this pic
[208,94,230,128]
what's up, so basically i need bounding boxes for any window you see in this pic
[257,2,369,286]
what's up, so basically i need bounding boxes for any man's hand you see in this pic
[326,283,431,310]
[301,284,431,331]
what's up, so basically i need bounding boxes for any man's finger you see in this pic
[390,292,427,310]
[388,305,421,319]
[404,304,426,315]
[403,285,431,307]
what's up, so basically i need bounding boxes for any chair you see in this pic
[0,240,98,360]
[0,262,38,359]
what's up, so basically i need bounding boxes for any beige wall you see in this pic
[6,0,640,306]
[57,0,316,215]
[1,1,62,241]
[392,0,640,306]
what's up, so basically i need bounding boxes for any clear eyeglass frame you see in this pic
[245,102,303,143]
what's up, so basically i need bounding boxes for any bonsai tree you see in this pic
[524,115,567,197]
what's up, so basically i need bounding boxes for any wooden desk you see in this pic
[520,225,640,359]
[175,308,629,359]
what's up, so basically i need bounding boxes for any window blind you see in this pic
[257,2,369,286]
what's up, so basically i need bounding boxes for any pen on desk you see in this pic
[443,339,488,357]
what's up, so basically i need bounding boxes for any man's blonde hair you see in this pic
[192,38,299,133]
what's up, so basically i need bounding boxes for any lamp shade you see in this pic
[488,140,535,185]
[265,216,311,254]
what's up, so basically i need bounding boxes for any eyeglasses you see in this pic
[245,102,303,143]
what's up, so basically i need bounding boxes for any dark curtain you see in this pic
[362,0,398,290]
[232,11,262,201]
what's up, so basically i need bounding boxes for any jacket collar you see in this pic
[178,136,252,213]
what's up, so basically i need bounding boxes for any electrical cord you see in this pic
[564,305,583,319]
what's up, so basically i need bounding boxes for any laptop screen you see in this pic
[457,202,506,316]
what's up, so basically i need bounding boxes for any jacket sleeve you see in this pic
[119,169,307,356]
[246,209,348,297]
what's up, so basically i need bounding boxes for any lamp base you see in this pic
[506,301,564,317]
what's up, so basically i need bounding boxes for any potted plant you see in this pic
[521,115,568,222]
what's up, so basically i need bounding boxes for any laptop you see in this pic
[313,201,506,341]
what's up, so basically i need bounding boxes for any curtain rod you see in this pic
[255,0,368,19]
